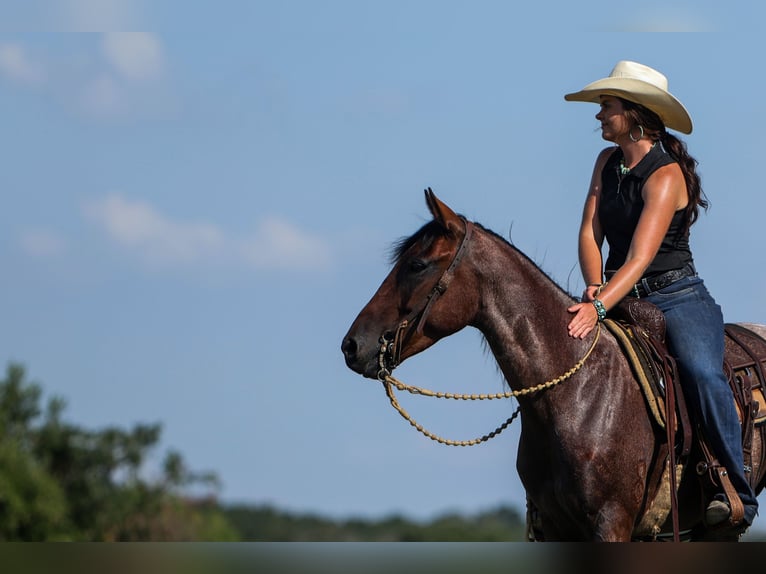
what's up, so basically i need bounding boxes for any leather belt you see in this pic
[631,264,696,298]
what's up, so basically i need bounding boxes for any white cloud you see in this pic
[83,194,225,264]
[77,33,170,118]
[241,217,333,271]
[0,44,45,86]
[73,33,167,118]
[83,194,332,272]
[102,32,164,81]
[18,229,67,257]
[57,0,141,30]
[0,35,172,120]
[609,7,712,31]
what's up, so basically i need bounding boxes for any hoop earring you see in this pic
[629,125,644,143]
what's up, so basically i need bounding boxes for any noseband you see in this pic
[377,219,474,380]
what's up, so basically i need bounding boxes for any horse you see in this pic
[341,188,766,541]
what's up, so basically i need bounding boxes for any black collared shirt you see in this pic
[599,144,693,278]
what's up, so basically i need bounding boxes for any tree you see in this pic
[0,364,67,540]
[0,363,237,541]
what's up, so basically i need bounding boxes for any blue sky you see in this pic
[2,3,765,523]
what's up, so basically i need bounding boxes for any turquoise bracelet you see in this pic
[593,298,607,322]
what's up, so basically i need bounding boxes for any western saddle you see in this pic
[605,298,766,536]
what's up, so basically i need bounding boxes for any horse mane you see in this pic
[389,216,578,301]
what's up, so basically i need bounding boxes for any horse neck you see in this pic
[471,231,582,390]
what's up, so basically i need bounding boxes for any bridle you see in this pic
[377,218,475,381]
[371,216,602,447]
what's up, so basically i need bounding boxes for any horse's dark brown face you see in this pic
[341,190,476,379]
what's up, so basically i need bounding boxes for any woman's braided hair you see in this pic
[620,98,709,233]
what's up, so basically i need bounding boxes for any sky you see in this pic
[2,3,766,524]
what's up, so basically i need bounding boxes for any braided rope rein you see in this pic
[380,325,601,447]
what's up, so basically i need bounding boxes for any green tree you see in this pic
[221,504,527,541]
[0,364,67,540]
[0,363,237,541]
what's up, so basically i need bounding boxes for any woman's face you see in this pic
[596,96,630,143]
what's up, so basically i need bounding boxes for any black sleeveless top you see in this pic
[599,144,693,277]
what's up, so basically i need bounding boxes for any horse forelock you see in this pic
[390,212,503,264]
[388,219,452,265]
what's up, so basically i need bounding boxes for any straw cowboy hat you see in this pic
[565,60,693,134]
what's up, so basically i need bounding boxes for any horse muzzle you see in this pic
[341,332,381,379]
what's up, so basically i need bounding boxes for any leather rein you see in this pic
[377,219,474,381]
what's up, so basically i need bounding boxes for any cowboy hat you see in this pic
[564,60,693,134]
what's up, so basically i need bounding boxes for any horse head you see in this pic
[341,188,479,379]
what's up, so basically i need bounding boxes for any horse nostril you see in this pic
[341,337,358,362]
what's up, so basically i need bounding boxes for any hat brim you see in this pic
[565,77,693,134]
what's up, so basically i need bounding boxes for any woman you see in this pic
[563,60,757,530]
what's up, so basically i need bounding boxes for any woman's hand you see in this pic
[581,285,602,303]
[567,301,598,339]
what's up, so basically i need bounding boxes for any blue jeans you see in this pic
[644,274,759,525]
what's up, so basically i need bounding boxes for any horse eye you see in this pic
[408,259,428,273]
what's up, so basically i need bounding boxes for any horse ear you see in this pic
[424,187,462,234]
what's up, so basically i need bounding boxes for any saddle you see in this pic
[722,324,766,490]
[603,299,684,433]
[604,298,766,535]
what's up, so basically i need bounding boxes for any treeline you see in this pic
[0,363,237,541]
[0,363,527,541]
[221,504,527,541]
